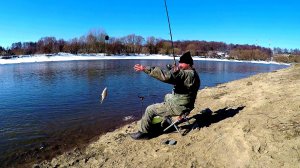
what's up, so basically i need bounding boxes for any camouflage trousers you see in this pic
[137,102,181,133]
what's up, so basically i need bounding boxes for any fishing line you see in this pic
[138,95,145,118]
[136,0,176,116]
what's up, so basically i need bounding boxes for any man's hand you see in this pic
[134,64,146,72]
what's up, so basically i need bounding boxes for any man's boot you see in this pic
[130,131,150,140]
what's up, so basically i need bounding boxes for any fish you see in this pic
[100,87,107,104]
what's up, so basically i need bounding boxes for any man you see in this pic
[131,51,200,140]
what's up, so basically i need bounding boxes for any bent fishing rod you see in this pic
[163,0,176,66]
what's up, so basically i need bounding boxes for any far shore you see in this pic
[0,53,290,65]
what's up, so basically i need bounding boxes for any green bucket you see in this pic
[151,116,163,124]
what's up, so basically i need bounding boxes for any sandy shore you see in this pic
[36,64,300,168]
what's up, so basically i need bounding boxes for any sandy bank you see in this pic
[37,64,300,168]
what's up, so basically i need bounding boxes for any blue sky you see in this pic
[0,0,299,49]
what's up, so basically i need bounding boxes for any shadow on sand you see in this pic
[181,106,245,135]
[150,106,245,138]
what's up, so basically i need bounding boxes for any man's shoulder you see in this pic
[182,69,198,75]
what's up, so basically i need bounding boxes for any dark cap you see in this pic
[179,51,193,65]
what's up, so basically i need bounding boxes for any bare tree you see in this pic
[0,45,7,55]
[86,29,107,53]
[158,41,172,55]
[11,42,24,55]
[37,37,58,54]
[63,38,80,54]
[186,43,197,56]
[23,42,37,55]
[146,36,160,54]
[135,35,145,54]
[108,37,124,54]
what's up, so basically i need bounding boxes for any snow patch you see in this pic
[0,53,290,66]
[123,116,135,121]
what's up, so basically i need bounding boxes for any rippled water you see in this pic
[0,59,288,166]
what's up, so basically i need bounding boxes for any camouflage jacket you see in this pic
[144,66,200,114]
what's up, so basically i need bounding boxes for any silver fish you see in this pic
[100,87,107,104]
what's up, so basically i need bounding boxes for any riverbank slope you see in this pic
[38,64,300,167]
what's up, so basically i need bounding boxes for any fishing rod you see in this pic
[163,0,176,66]
[135,1,176,108]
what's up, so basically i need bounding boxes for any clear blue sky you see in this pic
[0,0,299,49]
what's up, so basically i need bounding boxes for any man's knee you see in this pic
[145,104,153,110]
[145,104,158,115]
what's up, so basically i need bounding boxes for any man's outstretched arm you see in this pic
[134,64,179,84]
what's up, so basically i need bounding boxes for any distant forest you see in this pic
[1,30,299,62]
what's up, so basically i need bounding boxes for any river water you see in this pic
[0,59,288,166]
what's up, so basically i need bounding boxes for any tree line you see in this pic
[0,30,299,62]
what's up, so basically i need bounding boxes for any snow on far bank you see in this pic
[0,53,173,65]
[0,53,290,66]
[193,57,291,66]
